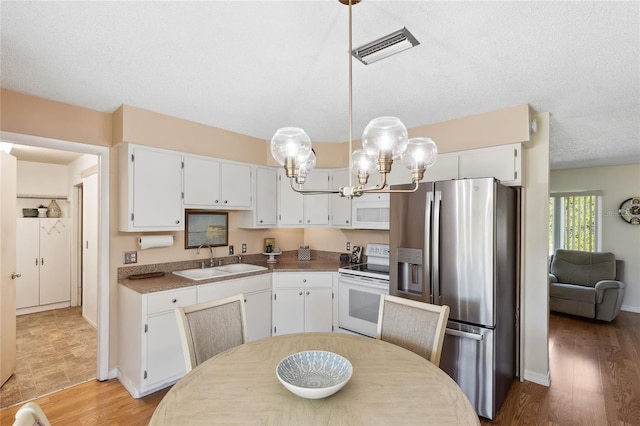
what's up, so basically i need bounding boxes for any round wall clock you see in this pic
[619,197,640,224]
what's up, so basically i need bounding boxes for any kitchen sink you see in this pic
[215,264,268,274]
[172,268,231,281]
[173,263,268,281]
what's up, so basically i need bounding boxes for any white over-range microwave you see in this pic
[351,193,390,230]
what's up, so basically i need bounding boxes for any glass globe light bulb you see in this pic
[296,149,317,184]
[351,149,377,185]
[401,137,438,182]
[361,117,409,160]
[270,127,312,170]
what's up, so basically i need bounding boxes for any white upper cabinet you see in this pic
[303,170,330,226]
[278,169,330,227]
[183,155,252,210]
[458,143,522,186]
[422,153,459,182]
[238,166,278,228]
[183,156,220,206]
[330,168,352,228]
[119,144,183,232]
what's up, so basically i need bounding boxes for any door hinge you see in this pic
[181,161,184,169]
[274,293,277,301]
[332,292,335,299]
[181,191,184,200]
[144,370,147,379]
[514,171,518,180]
[144,324,148,333]
[274,326,277,334]
[131,213,134,221]
[131,154,134,163]
[332,325,334,332]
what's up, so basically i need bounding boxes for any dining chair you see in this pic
[376,294,450,367]
[13,401,51,426]
[175,293,248,372]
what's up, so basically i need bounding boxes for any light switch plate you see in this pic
[242,243,247,253]
[229,245,234,255]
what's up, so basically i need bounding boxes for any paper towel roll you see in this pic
[138,235,174,250]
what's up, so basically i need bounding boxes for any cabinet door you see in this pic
[15,219,40,309]
[220,162,252,208]
[183,156,221,207]
[245,290,272,342]
[255,167,277,227]
[330,169,351,227]
[303,170,330,225]
[423,153,459,182]
[304,288,333,332]
[132,146,183,229]
[278,170,304,226]
[273,289,304,335]
[39,219,70,305]
[458,145,521,186]
[146,311,186,389]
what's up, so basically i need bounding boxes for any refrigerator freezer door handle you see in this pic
[445,328,484,341]
[433,190,442,305]
[425,191,433,304]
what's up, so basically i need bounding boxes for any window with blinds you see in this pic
[549,191,602,253]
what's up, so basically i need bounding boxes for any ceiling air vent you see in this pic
[353,27,420,65]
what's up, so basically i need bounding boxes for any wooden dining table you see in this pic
[149,332,480,425]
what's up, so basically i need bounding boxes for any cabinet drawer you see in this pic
[147,287,197,315]
[273,272,333,288]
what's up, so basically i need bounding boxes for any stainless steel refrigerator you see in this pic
[389,177,518,420]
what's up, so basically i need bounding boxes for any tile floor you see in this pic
[0,307,96,408]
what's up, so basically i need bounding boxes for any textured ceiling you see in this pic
[1,1,639,169]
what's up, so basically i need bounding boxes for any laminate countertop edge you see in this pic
[119,259,344,294]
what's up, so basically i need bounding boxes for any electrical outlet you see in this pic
[346,242,351,251]
[229,245,234,255]
[123,251,137,264]
[242,243,247,253]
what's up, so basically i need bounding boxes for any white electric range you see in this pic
[337,244,390,337]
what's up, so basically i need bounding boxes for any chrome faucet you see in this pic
[197,244,215,267]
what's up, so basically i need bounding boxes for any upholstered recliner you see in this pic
[549,249,625,322]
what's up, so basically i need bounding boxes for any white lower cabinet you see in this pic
[272,272,334,335]
[197,274,272,342]
[118,273,272,398]
[118,285,197,398]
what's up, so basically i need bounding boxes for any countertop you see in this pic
[118,256,343,294]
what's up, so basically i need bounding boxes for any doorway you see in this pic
[0,131,110,391]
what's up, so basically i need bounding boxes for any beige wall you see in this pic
[550,164,640,313]
[0,89,112,147]
[521,112,550,385]
[1,90,550,382]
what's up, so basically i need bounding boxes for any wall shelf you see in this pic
[17,194,68,200]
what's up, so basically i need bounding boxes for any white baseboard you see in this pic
[524,369,550,386]
[621,305,640,313]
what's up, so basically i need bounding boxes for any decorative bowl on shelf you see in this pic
[22,208,38,218]
[276,350,352,399]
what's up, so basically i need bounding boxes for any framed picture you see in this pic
[264,237,275,253]
[184,210,228,249]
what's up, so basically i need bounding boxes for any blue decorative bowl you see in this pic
[276,351,353,399]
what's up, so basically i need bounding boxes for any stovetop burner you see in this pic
[338,244,390,280]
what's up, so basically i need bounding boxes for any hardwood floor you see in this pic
[1,311,638,425]
[482,311,640,425]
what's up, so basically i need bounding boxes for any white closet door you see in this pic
[16,219,40,308]
[39,218,70,305]
[82,173,99,328]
